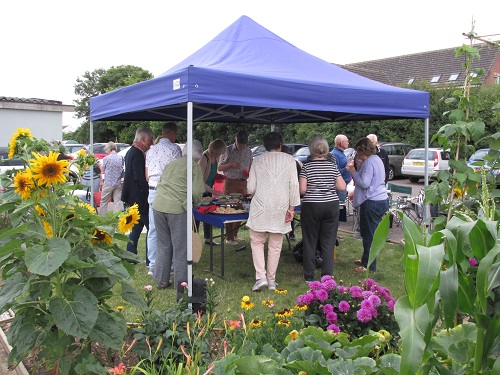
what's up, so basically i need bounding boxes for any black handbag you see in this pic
[292,240,324,269]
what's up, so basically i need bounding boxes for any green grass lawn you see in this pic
[114,225,405,324]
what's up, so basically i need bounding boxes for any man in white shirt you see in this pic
[145,122,182,275]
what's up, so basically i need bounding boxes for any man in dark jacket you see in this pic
[122,127,154,259]
[368,134,390,184]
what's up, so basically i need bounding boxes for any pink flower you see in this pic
[369,295,381,307]
[181,282,188,288]
[469,258,479,267]
[314,289,328,301]
[386,299,396,311]
[322,304,334,314]
[338,286,348,293]
[327,324,340,333]
[322,278,337,291]
[350,286,363,298]
[356,308,372,323]
[360,299,373,310]
[320,275,333,283]
[144,285,153,292]
[308,281,322,290]
[338,301,350,312]
[326,311,338,324]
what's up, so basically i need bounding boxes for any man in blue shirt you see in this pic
[331,134,351,203]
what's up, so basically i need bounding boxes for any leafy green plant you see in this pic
[0,128,148,374]
[368,30,500,374]
[211,325,399,374]
[128,283,219,372]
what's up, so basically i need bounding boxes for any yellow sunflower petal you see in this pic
[118,204,140,233]
[13,170,35,200]
[30,151,69,186]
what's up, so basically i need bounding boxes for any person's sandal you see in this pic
[354,266,376,273]
[354,259,362,266]
[157,281,171,290]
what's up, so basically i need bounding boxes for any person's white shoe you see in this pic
[225,239,238,246]
[267,281,277,291]
[147,270,153,276]
[252,278,268,292]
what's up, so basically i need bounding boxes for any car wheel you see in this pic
[388,166,395,181]
[409,177,420,183]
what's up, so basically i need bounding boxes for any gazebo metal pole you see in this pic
[187,102,193,308]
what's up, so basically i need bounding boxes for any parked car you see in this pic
[86,143,130,159]
[284,143,307,155]
[252,143,306,158]
[468,148,499,183]
[63,143,86,154]
[401,147,450,182]
[379,142,414,180]
[293,146,311,163]
[294,145,334,163]
[251,145,267,158]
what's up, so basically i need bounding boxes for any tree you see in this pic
[68,65,155,144]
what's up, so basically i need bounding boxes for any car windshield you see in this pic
[295,147,310,156]
[407,149,445,160]
[470,149,488,161]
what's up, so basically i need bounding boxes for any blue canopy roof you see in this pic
[90,15,429,123]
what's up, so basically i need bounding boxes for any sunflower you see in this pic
[92,228,112,244]
[76,149,87,157]
[118,204,140,233]
[30,151,69,186]
[78,202,97,214]
[294,303,308,311]
[274,288,288,294]
[241,295,255,310]
[13,170,35,200]
[262,299,274,307]
[277,319,291,327]
[42,220,53,238]
[453,187,463,199]
[250,319,263,328]
[276,308,294,318]
[8,128,33,158]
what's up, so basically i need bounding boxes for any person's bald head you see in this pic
[367,134,378,146]
[335,134,349,150]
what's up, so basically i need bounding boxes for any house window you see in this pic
[408,77,415,84]
[431,75,441,83]
[448,73,459,81]
[494,74,499,85]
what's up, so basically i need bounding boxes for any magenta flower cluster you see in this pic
[296,275,398,338]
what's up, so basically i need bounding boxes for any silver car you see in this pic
[401,147,450,183]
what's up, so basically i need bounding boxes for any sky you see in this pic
[1,0,498,131]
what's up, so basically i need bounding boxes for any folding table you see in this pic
[193,210,248,278]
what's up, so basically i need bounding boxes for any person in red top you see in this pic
[218,130,252,245]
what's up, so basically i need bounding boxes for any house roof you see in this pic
[0,96,63,105]
[342,42,500,87]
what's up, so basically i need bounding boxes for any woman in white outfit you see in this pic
[246,132,301,292]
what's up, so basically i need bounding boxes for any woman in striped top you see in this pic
[299,135,346,282]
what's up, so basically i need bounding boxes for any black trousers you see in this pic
[301,200,339,280]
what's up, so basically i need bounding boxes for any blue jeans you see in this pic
[337,189,348,204]
[147,189,157,272]
[359,199,389,271]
